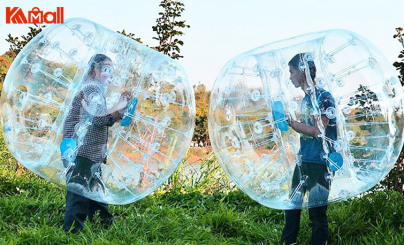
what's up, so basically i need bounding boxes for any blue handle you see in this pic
[121,97,138,126]
[60,138,77,155]
[327,152,343,171]
[272,101,289,131]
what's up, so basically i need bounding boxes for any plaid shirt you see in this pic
[63,79,117,163]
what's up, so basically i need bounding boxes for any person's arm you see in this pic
[288,91,334,138]
[63,92,83,138]
[82,85,121,126]
[288,115,329,138]
[91,108,123,127]
[107,91,132,114]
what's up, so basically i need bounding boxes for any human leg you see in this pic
[63,191,90,233]
[308,205,328,245]
[282,166,305,244]
[67,156,93,187]
[306,162,330,245]
[88,199,113,228]
[281,209,302,244]
[64,157,95,233]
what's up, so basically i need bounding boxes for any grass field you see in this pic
[1,154,404,245]
[0,129,403,244]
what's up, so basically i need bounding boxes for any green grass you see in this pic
[1,161,404,245]
[1,132,404,244]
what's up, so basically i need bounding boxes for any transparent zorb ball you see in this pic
[0,18,195,204]
[208,29,404,209]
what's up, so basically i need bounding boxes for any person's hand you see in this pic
[119,91,133,103]
[286,114,300,130]
[111,110,123,121]
[111,91,133,113]
[285,113,292,126]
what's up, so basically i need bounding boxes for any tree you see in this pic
[3,0,190,87]
[346,28,404,194]
[117,30,143,43]
[192,83,210,147]
[393,27,404,85]
[152,0,190,59]
[5,24,46,55]
[5,1,190,59]
[0,51,16,90]
[382,27,404,194]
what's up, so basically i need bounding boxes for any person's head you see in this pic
[288,53,316,89]
[86,54,114,84]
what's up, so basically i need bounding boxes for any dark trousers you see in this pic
[281,162,330,245]
[63,156,112,233]
[63,191,112,233]
[282,206,328,245]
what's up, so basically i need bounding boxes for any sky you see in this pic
[1,0,403,90]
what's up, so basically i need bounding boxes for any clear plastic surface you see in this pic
[209,29,404,209]
[0,18,195,205]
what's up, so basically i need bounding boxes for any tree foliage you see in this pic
[0,51,16,87]
[152,0,190,59]
[2,0,203,147]
[4,0,190,61]
[5,24,46,55]
[2,24,45,86]
[345,28,404,194]
[117,30,143,43]
[192,83,210,147]
[393,27,404,84]
[383,27,404,194]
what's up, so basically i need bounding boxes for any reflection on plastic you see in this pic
[208,29,404,209]
[0,18,195,205]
